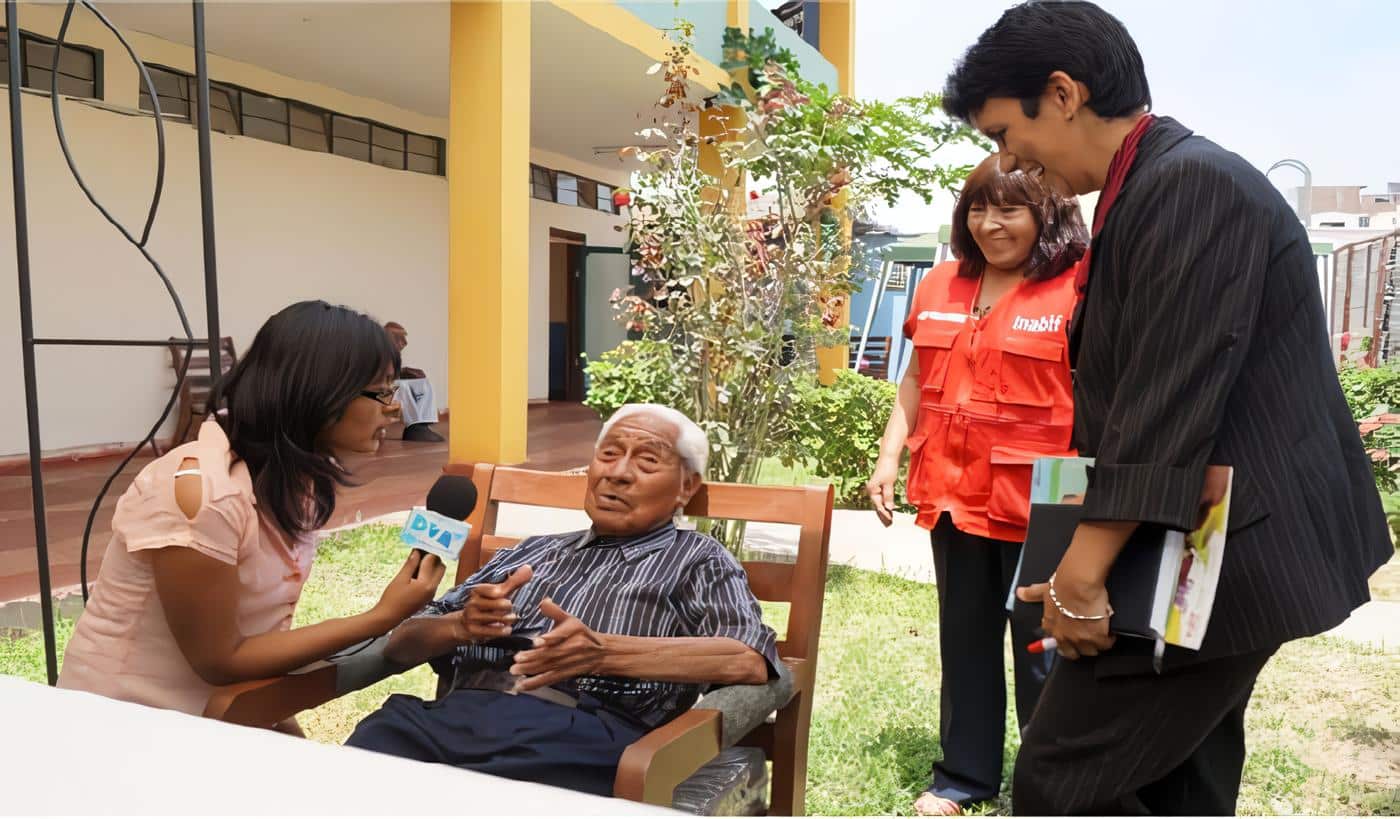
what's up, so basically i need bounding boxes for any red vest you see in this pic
[902,260,1079,541]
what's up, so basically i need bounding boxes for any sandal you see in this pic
[913,792,963,816]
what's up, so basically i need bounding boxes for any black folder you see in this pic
[1015,502,1174,641]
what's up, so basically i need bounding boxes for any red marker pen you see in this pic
[1027,637,1058,655]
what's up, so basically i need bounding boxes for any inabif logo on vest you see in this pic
[1012,314,1065,333]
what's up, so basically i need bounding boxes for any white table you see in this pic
[0,675,671,815]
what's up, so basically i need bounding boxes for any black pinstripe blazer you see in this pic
[1070,117,1392,660]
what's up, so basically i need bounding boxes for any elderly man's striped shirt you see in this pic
[418,522,779,728]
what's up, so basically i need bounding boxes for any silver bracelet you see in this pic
[1048,572,1113,621]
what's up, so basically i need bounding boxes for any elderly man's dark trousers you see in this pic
[346,688,647,796]
[1013,646,1276,815]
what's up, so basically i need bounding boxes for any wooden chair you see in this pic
[160,336,237,454]
[205,464,834,815]
[850,334,892,380]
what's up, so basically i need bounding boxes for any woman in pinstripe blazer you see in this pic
[942,2,1392,814]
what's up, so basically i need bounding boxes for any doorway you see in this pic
[548,229,586,402]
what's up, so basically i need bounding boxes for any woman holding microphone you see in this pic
[866,156,1087,814]
[59,301,445,728]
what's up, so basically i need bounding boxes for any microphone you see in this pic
[400,475,478,562]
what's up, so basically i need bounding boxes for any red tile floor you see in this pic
[0,402,601,603]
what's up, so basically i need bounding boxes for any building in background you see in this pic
[0,0,853,464]
[1298,183,1400,229]
[849,227,948,383]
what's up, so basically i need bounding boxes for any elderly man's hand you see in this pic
[455,565,533,644]
[509,598,606,692]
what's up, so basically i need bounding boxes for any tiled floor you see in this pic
[0,402,601,603]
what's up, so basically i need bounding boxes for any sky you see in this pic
[835,0,1400,233]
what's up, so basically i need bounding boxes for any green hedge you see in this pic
[584,344,912,509]
[582,340,686,422]
[1337,365,1400,493]
[776,370,914,511]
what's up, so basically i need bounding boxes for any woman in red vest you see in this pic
[866,156,1087,815]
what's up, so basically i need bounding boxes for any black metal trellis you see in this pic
[7,0,222,685]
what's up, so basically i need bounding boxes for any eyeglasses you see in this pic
[359,388,397,406]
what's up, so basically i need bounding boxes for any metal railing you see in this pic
[1325,229,1400,366]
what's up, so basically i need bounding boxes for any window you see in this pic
[138,64,190,118]
[0,27,103,100]
[407,133,441,175]
[531,165,554,200]
[331,115,370,161]
[577,178,598,210]
[136,62,442,175]
[206,82,241,135]
[371,125,406,170]
[529,163,621,215]
[556,173,579,206]
[887,263,912,291]
[240,90,287,144]
[1360,216,1371,228]
[289,102,328,152]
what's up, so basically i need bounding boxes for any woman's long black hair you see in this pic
[218,301,398,537]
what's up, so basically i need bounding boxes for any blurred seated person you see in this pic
[384,321,443,442]
[346,404,779,795]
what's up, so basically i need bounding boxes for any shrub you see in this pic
[777,370,914,511]
[1337,364,1400,492]
[582,340,686,422]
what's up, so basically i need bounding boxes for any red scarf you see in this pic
[1075,113,1156,296]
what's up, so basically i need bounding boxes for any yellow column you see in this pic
[815,0,856,384]
[728,0,750,31]
[447,1,529,465]
[818,0,856,96]
[698,0,752,211]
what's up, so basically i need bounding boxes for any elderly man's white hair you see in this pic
[597,404,709,476]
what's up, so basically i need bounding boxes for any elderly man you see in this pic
[346,404,778,795]
[384,321,443,442]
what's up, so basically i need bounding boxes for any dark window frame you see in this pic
[529,162,620,215]
[137,63,192,120]
[531,164,555,201]
[136,62,444,176]
[0,26,104,100]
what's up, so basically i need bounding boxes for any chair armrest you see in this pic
[204,635,409,727]
[692,657,797,749]
[612,658,806,806]
[614,709,724,805]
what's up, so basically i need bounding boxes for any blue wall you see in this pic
[617,1,730,68]
[617,0,837,92]
[849,235,912,382]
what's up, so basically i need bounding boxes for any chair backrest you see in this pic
[850,334,892,380]
[446,463,834,663]
[169,337,237,409]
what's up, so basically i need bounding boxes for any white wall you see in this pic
[0,5,633,453]
[1312,211,1365,229]
[525,148,627,400]
[1,5,449,456]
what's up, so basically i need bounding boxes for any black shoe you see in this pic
[402,424,445,443]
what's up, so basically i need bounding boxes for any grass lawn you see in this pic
[4,524,1397,815]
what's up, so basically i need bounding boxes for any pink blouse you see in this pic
[58,421,317,716]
